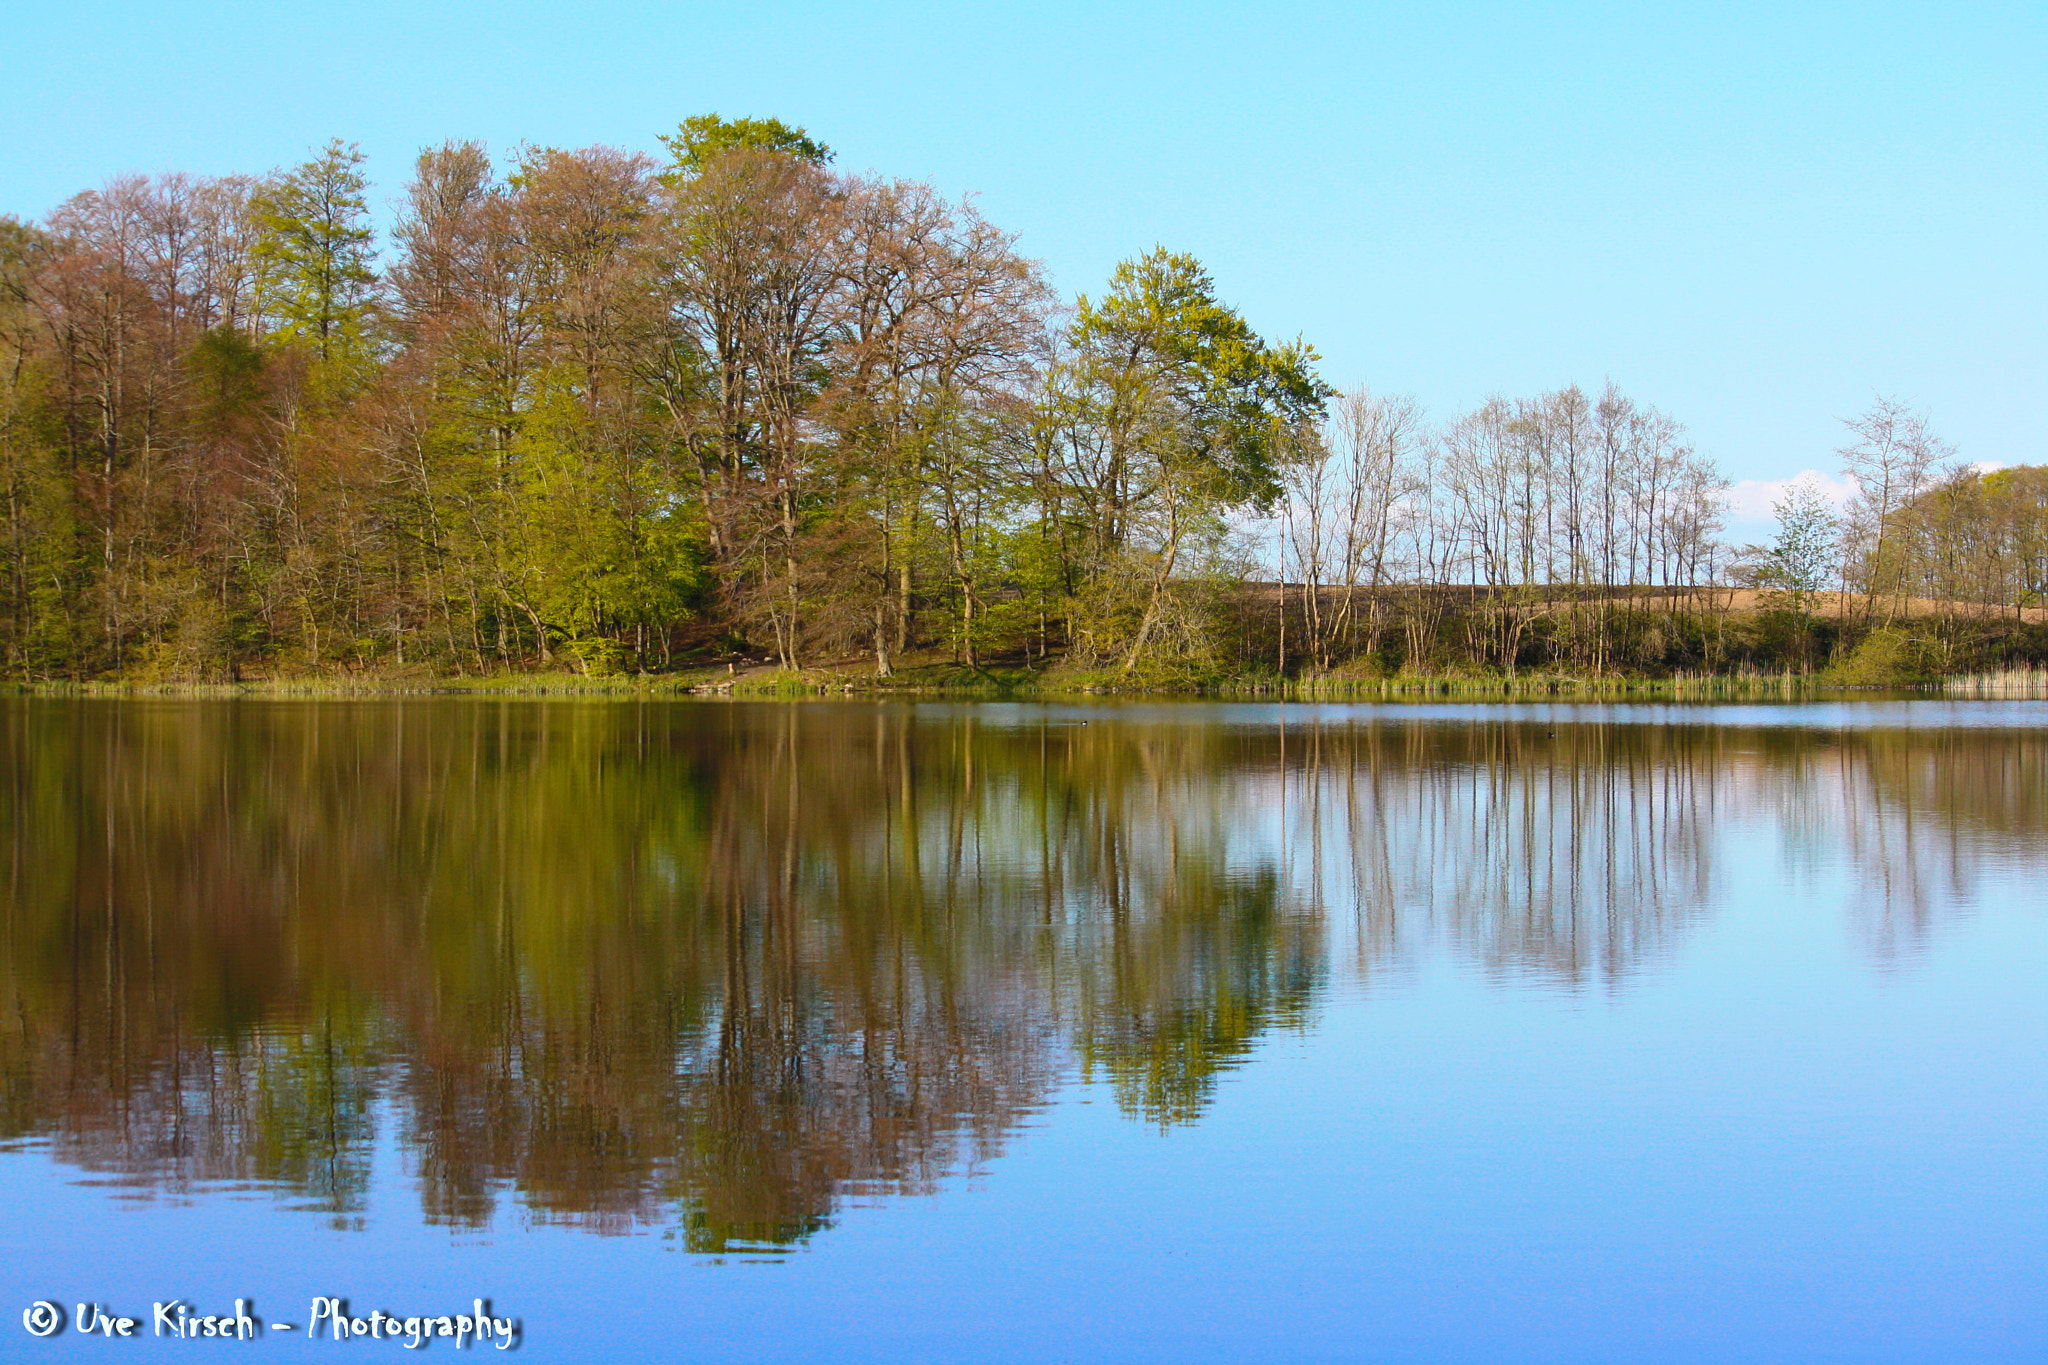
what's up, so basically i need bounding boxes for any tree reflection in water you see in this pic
[0,701,2038,1248]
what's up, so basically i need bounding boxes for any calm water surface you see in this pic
[1,699,2043,1361]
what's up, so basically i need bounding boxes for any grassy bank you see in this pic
[9,659,2046,701]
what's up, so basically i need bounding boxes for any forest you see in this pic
[2,116,2043,686]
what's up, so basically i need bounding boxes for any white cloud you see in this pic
[1723,469,1857,524]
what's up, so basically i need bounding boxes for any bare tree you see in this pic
[1838,396,1951,624]
[1321,385,1422,665]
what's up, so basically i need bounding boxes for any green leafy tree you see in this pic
[1759,477,1841,669]
[1065,248,1329,672]
[254,140,378,375]
[657,114,832,184]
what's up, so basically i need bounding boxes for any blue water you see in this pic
[1,700,2042,1361]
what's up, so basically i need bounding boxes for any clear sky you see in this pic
[4,1,2041,535]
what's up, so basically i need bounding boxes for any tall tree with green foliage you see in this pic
[1064,248,1329,673]
[255,140,378,376]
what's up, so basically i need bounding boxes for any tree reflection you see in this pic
[0,700,2039,1245]
[1318,719,1722,988]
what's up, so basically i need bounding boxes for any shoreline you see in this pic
[7,663,2044,702]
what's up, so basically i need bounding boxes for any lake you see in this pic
[1,698,2043,1361]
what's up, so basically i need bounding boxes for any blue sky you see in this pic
[4,1,2041,535]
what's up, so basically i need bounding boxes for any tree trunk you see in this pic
[1121,519,1183,676]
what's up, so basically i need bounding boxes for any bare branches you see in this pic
[1837,396,1952,623]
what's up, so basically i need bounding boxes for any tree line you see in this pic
[1,117,2038,683]
[1275,381,1726,675]
[1275,385,2048,679]
[1742,399,2047,673]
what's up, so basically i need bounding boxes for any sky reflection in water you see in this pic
[0,699,2043,1361]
